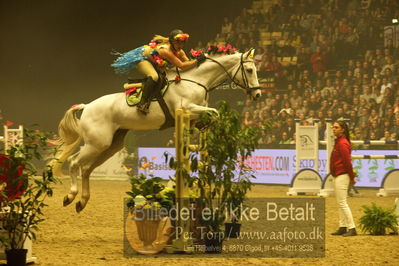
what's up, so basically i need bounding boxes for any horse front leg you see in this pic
[185,103,219,119]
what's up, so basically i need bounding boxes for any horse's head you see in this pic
[231,49,262,100]
[181,47,262,101]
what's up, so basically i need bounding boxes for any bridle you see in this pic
[172,50,260,99]
[206,50,260,96]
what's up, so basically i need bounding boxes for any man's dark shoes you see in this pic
[331,227,347,235]
[342,228,357,237]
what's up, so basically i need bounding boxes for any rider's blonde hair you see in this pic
[152,35,170,44]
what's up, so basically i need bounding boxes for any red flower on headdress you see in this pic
[148,40,158,48]
[174,33,190,41]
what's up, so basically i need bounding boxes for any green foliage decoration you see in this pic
[0,127,58,250]
[359,202,398,235]
[194,101,261,232]
[125,174,175,213]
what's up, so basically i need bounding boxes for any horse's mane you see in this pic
[204,52,239,59]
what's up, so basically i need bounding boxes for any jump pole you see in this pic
[166,108,209,253]
[165,108,194,253]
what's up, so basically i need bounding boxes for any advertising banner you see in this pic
[138,148,399,187]
[91,148,130,179]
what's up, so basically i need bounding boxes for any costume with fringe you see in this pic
[111,43,171,74]
[111,46,146,74]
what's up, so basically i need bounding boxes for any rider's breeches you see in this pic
[137,60,159,82]
[334,174,355,229]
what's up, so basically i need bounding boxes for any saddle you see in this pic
[124,79,168,106]
[124,76,175,130]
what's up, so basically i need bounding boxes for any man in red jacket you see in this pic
[310,46,326,74]
[330,121,357,237]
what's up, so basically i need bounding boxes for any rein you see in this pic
[171,52,256,99]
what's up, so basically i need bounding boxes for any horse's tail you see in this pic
[49,104,85,176]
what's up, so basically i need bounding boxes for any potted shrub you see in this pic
[0,128,58,265]
[224,175,253,238]
[125,173,175,255]
[359,202,399,235]
[192,101,261,251]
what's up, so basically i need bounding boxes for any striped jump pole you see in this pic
[321,154,399,198]
[351,154,399,159]
[351,140,399,145]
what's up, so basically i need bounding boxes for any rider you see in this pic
[111,29,206,114]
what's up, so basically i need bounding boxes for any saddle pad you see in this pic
[125,87,142,106]
[125,83,169,107]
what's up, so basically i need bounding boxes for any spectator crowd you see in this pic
[197,0,399,145]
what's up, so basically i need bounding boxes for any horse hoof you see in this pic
[75,201,84,213]
[195,121,207,130]
[63,196,72,206]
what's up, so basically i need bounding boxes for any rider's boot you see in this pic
[137,77,157,115]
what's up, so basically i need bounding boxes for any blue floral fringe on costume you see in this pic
[111,46,146,74]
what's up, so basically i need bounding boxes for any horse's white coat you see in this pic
[50,50,261,212]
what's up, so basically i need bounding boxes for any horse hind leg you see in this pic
[75,129,128,213]
[70,144,104,213]
[63,152,80,207]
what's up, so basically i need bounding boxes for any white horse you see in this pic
[50,49,261,212]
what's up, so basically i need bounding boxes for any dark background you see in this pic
[0,0,252,145]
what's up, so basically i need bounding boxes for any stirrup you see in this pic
[137,102,150,115]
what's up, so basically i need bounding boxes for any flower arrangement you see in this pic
[0,127,58,264]
[190,49,204,58]
[207,44,237,55]
[0,155,26,201]
[189,44,237,61]
[126,174,175,219]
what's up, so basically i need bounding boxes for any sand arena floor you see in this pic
[2,179,398,266]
